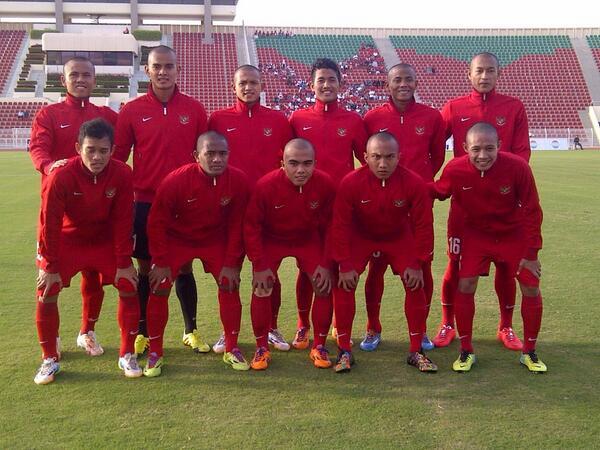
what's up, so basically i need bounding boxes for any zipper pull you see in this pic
[163,106,167,116]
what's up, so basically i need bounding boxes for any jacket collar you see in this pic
[65,92,91,109]
[388,96,416,114]
[234,98,260,116]
[314,98,339,114]
[469,88,496,104]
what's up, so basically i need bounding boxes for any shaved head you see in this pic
[466,121,499,145]
[367,132,399,154]
[284,138,315,159]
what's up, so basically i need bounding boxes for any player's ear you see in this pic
[463,142,468,153]
[60,73,67,89]
[75,141,82,155]
[110,144,116,156]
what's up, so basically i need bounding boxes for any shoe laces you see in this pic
[527,351,539,363]
[147,352,160,368]
[503,327,516,341]
[270,329,285,342]
[255,347,268,359]
[231,348,245,362]
[439,325,452,338]
[296,327,308,340]
[459,350,471,363]
[315,345,329,358]
[365,330,377,341]
[40,358,57,375]
[126,354,140,370]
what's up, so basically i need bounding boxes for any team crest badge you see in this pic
[415,126,425,135]
[496,116,506,126]
[337,128,347,137]
[393,199,405,207]
[220,196,231,206]
[263,128,273,136]
[179,115,190,125]
[105,187,116,198]
[309,201,319,210]
[499,186,511,195]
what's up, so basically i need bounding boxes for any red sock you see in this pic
[36,301,59,359]
[422,260,433,321]
[118,295,140,356]
[296,271,313,329]
[250,293,270,349]
[219,290,242,352]
[332,286,355,352]
[270,279,281,330]
[521,293,543,353]
[311,294,333,348]
[440,259,459,327]
[454,291,475,353]
[495,265,516,329]
[146,292,169,357]
[365,256,386,333]
[404,288,426,352]
[80,271,104,333]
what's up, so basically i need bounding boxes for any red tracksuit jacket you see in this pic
[364,97,446,181]
[244,169,336,272]
[38,157,134,273]
[431,152,542,259]
[208,100,293,187]
[289,99,368,186]
[29,93,117,176]
[147,164,249,268]
[333,165,433,272]
[441,89,531,161]
[114,85,208,202]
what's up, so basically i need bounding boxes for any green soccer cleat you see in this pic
[143,352,163,377]
[223,348,250,371]
[520,351,547,373]
[134,334,150,356]
[452,351,476,372]
[182,329,210,353]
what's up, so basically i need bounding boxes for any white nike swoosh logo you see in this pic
[274,204,285,209]
[142,117,152,122]
[461,117,471,122]
[60,124,70,129]
[73,192,83,196]
[379,128,388,132]
[187,198,197,203]
[409,332,420,336]
[226,127,236,132]
[148,335,161,340]
[129,330,138,335]
[462,186,473,190]
[303,126,312,131]
[528,338,537,341]
[361,199,371,203]
[457,335,469,340]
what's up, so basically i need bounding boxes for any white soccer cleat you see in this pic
[268,329,291,351]
[212,332,226,354]
[34,357,60,385]
[118,353,143,378]
[77,330,104,356]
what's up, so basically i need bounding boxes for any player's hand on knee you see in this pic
[219,266,241,293]
[517,258,541,279]
[115,265,139,294]
[312,265,332,296]
[403,267,424,291]
[148,265,172,292]
[252,269,275,296]
[338,270,358,292]
[36,269,62,301]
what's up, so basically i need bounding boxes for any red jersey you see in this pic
[441,89,530,161]
[289,99,367,186]
[244,169,335,271]
[147,164,249,268]
[29,93,118,176]
[364,98,446,181]
[208,100,293,187]
[38,157,134,273]
[431,152,542,259]
[333,165,433,272]
[114,85,208,202]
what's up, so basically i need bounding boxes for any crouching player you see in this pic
[244,139,336,370]
[144,131,250,376]
[34,118,140,385]
[431,122,546,373]
[332,132,437,373]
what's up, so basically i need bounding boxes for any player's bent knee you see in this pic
[520,285,540,297]
[458,277,478,294]
[253,287,273,298]
[153,287,171,297]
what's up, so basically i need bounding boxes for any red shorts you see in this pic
[36,241,117,288]
[159,238,229,282]
[459,230,539,287]
[343,233,419,276]
[446,201,466,261]
[255,239,326,277]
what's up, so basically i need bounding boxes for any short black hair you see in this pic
[78,118,114,146]
[196,130,228,150]
[310,58,341,83]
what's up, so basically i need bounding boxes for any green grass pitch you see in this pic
[0,150,599,448]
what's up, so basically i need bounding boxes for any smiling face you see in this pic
[145,49,179,95]
[311,68,340,103]
[464,127,499,172]
[76,135,113,175]
[233,67,262,106]
[468,54,500,94]
[386,65,417,106]
[61,59,96,98]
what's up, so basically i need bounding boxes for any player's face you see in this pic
[283,146,315,186]
[468,55,499,94]
[145,51,179,92]
[387,66,417,104]
[195,139,229,176]
[465,131,499,171]
[233,68,262,105]
[311,68,340,103]
[61,60,96,98]
[76,136,113,175]
[366,139,399,180]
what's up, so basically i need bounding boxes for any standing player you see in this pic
[208,64,293,353]
[34,119,141,385]
[332,132,437,373]
[290,58,368,349]
[431,122,546,373]
[434,52,531,350]
[362,63,446,351]
[143,132,250,376]
[115,46,208,356]
[244,139,336,370]
[29,56,118,357]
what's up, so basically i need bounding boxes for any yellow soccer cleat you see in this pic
[182,329,210,353]
[452,351,476,373]
[223,348,250,371]
[134,334,149,356]
[143,352,163,377]
[520,351,547,373]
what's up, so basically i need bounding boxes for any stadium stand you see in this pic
[0,100,46,128]
[255,33,387,115]
[172,32,238,113]
[0,30,26,94]
[391,35,591,128]
[587,35,600,72]
[45,73,130,97]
